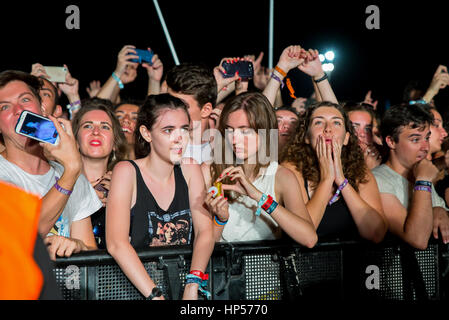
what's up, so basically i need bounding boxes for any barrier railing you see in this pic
[53,237,449,300]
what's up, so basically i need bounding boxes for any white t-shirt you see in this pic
[0,155,102,237]
[372,164,448,210]
[182,142,212,164]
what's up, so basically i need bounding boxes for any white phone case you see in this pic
[15,111,60,145]
[43,66,68,83]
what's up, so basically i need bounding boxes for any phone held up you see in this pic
[43,66,68,83]
[15,110,60,145]
[128,49,154,65]
[221,60,254,80]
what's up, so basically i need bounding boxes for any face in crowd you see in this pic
[348,110,373,149]
[115,103,139,145]
[305,106,350,149]
[76,110,115,161]
[276,109,299,152]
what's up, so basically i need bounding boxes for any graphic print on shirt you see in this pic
[147,209,192,246]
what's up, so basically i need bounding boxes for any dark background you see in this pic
[2,0,449,117]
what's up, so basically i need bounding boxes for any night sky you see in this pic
[3,1,449,118]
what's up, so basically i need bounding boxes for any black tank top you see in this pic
[128,160,192,249]
[304,179,359,241]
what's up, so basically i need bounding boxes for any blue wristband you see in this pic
[111,72,124,89]
[185,274,211,300]
[255,193,267,216]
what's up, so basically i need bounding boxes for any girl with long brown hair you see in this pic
[202,91,317,247]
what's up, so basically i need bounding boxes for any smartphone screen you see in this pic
[16,111,59,144]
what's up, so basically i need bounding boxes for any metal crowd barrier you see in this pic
[53,237,449,300]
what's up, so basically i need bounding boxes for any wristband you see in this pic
[185,273,211,300]
[54,177,73,196]
[314,73,328,83]
[111,72,124,89]
[414,185,432,193]
[213,215,228,227]
[415,180,432,187]
[255,193,268,216]
[329,179,348,205]
[409,99,427,105]
[67,100,81,119]
[270,73,284,88]
[274,66,287,77]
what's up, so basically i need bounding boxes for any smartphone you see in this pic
[43,66,68,83]
[221,60,254,79]
[128,49,154,65]
[15,110,60,145]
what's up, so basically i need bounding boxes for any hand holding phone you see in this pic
[43,66,68,83]
[128,49,154,65]
[221,59,254,80]
[15,111,60,145]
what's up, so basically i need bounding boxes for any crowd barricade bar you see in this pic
[53,238,449,301]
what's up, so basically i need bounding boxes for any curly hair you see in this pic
[280,101,368,192]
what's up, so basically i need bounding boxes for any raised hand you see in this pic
[213,57,240,92]
[297,49,325,79]
[57,64,80,101]
[31,63,50,79]
[86,80,102,98]
[142,48,164,82]
[363,90,378,110]
[114,45,139,81]
[277,45,307,73]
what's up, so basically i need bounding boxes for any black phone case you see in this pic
[221,61,254,79]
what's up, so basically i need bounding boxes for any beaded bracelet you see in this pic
[329,179,348,205]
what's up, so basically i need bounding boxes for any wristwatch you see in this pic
[146,286,163,300]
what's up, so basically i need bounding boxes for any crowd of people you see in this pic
[1,43,449,300]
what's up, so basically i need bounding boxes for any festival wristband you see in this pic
[414,185,432,193]
[329,179,348,205]
[255,193,268,216]
[111,72,124,89]
[54,177,73,196]
[213,215,228,227]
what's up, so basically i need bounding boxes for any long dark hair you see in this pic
[134,94,190,159]
[281,101,368,191]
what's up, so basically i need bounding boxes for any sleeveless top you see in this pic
[221,162,282,242]
[304,179,359,241]
[128,160,192,249]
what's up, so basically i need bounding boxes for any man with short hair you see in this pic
[372,104,449,249]
[0,70,101,260]
[166,63,217,164]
